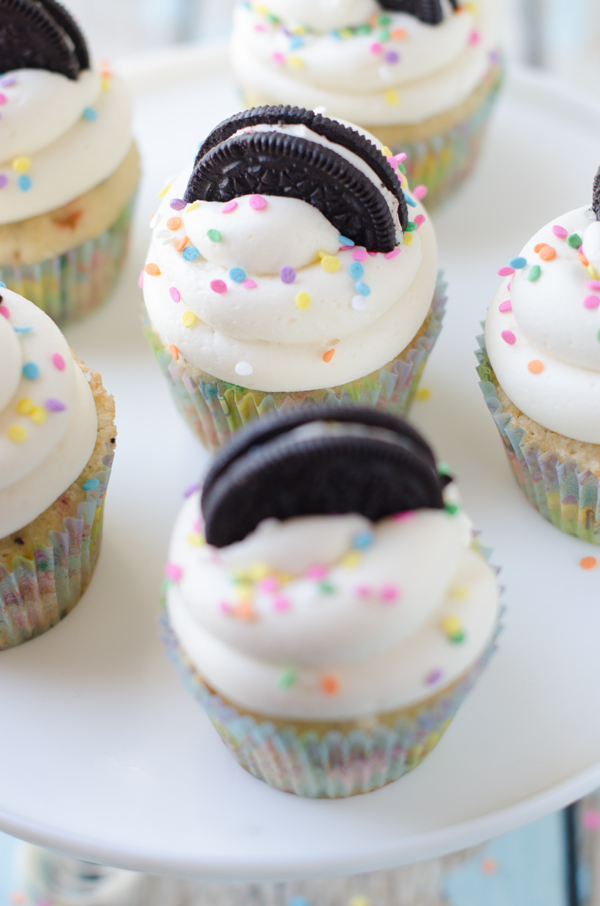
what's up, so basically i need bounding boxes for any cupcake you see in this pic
[143,106,445,453]
[161,407,501,798]
[231,0,502,208]
[0,285,116,648]
[0,0,140,324]
[477,168,600,544]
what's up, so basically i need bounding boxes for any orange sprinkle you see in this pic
[391,28,407,39]
[528,360,544,374]
[533,243,544,253]
[166,216,182,231]
[176,235,190,253]
[539,245,556,261]
[145,263,160,277]
[321,674,339,695]
[581,556,597,570]
[579,252,590,266]
[322,349,335,363]
[235,601,257,621]
[481,858,498,875]
[169,344,179,361]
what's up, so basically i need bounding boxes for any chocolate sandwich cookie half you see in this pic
[0,0,88,78]
[162,407,502,797]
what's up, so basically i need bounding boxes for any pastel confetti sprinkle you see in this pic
[552,225,568,239]
[537,244,556,261]
[169,344,179,361]
[322,348,335,363]
[338,235,354,247]
[509,257,527,269]
[416,387,431,401]
[296,291,310,310]
[249,195,267,211]
[165,563,183,582]
[469,29,481,43]
[352,295,369,312]
[349,262,364,279]
[321,255,341,273]
[12,157,31,173]
[138,270,144,289]
[18,175,32,192]
[235,361,253,376]
[52,353,65,370]
[279,669,297,690]
[501,330,516,345]
[45,398,66,412]
[528,360,544,374]
[17,398,33,415]
[169,286,181,302]
[182,310,197,328]
[353,530,374,549]
[425,669,443,686]
[528,265,541,281]
[385,89,399,106]
[306,565,327,580]
[145,263,161,276]
[584,295,600,309]
[83,107,97,121]
[23,362,39,379]
[229,267,246,283]
[352,248,368,262]
[272,51,285,65]
[82,478,100,491]
[207,229,221,242]
[385,248,401,259]
[320,674,339,695]
[498,266,515,276]
[580,556,597,570]
[582,810,600,831]
[404,193,417,208]
[221,200,238,213]
[402,233,414,245]
[274,597,292,612]
[166,216,182,231]
[210,280,227,294]
[498,300,512,312]
[0,175,7,189]
[414,214,426,229]
[567,233,582,249]
[182,246,199,261]
[280,266,296,284]
[355,281,371,296]
[412,185,428,200]
[0,305,8,318]
[587,280,600,292]
[380,584,399,602]
[8,425,26,443]
[244,279,257,289]
[170,198,186,211]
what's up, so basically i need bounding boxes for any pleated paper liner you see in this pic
[145,272,447,454]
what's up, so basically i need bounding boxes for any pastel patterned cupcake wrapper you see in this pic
[145,271,447,454]
[477,332,600,544]
[0,200,134,327]
[160,589,502,799]
[0,443,114,650]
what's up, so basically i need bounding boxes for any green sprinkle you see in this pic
[597,328,600,343]
[278,668,297,689]
[528,265,541,281]
[449,631,466,644]
[378,28,390,41]
[567,233,582,249]
[445,503,460,516]
[437,461,452,476]
[356,24,371,34]
[378,13,391,25]
[207,229,221,242]
[397,162,406,174]
[319,581,335,594]
[405,222,417,232]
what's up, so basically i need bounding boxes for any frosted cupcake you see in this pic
[231,0,501,208]
[0,286,115,648]
[143,106,445,453]
[0,0,140,324]
[477,168,600,544]
[161,407,501,798]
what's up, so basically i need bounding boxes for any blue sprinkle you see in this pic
[403,192,417,208]
[349,262,364,280]
[0,281,5,288]
[23,361,39,380]
[18,175,32,192]
[289,35,303,50]
[182,246,199,261]
[288,899,310,906]
[352,530,374,550]
[339,235,355,247]
[14,326,32,333]
[82,478,100,491]
[355,281,371,297]
[509,256,527,269]
[83,107,98,122]
[229,267,246,283]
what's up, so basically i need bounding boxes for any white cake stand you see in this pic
[2,48,600,881]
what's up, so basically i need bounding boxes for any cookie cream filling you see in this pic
[143,168,436,392]
[0,69,133,224]
[231,0,499,126]
[486,206,600,445]
[0,289,97,537]
[166,489,499,719]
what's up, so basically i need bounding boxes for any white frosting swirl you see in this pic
[486,206,600,445]
[0,288,97,538]
[231,0,499,125]
[0,70,133,224]
[143,125,437,392]
[166,489,499,719]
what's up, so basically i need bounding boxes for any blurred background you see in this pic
[65,0,600,90]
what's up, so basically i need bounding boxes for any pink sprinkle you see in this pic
[413,185,428,200]
[352,248,368,262]
[584,295,600,309]
[499,300,512,313]
[193,519,202,532]
[380,584,399,603]
[272,52,285,65]
[169,286,181,303]
[468,29,481,44]
[552,225,568,239]
[254,23,265,31]
[138,270,144,288]
[210,280,227,294]
[0,305,9,319]
[274,597,291,612]
[249,194,267,211]
[258,576,279,593]
[0,94,6,105]
[498,267,515,277]
[507,280,512,290]
[370,42,383,54]
[414,214,426,229]
[165,562,183,582]
[52,353,65,370]
[221,200,238,214]
[220,601,234,614]
[385,248,400,259]
[306,565,327,580]
[583,810,600,832]
[393,510,415,522]
[244,278,257,289]
[368,251,377,257]
[586,280,600,292]
[501,330,516,345]
[387,152,407,165]
[355,585,371,598]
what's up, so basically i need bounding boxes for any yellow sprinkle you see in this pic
[403,233,414,246]
[255,3,268,12]
[12,157,31,173]
[588,264,599,279]
[465,1,477,12]
[187,534,204,547]
[296,291,311,310]
[30,407,46,425]
[157,182,172,199]
[182,310,197,328]
[416,387,431,401]
[385,90,399,106]
[17,398,34,415]
[235,588,253,604]
[449,585,470,599]
[278,572,295,585]
[442,616,462,636]
[291,24,306,34]
[238,562,270,582]
[342,551,361,569]
[349,897,370,906]
[8,425,27,443]
[320,255,341,273]
[186,200,200,212]
[101,76,111,93]
[381,145,392,157]
[339,27,353,38]
[287,55,305,69]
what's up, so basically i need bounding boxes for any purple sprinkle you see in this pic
[280,266,296,284]
[385,50,399,64]
[0,175,7,189]
[426,669,443,686]
[0,77,15,87]
[170,198,186,211]
[184,482,200,498]
[45,398,66,412]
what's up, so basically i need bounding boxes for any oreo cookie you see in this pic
[202,407,452,548]
[379,0,458,25]
[184,106,408,252]
[0,0,89,79]
[593,165,600,221]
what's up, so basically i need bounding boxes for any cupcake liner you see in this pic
[0,442,115,650]
[476,332,600,544]
[145,271,447,454]
[0,199,135,326]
